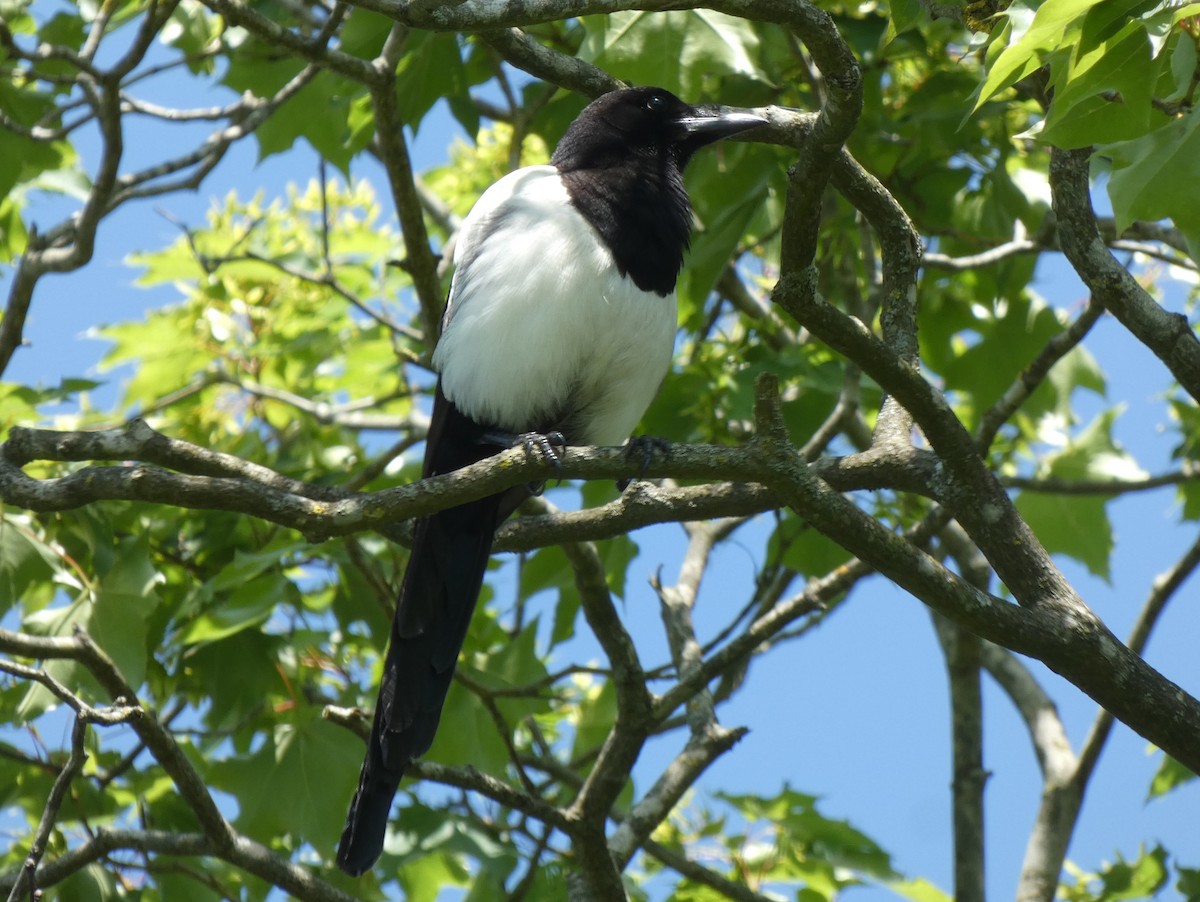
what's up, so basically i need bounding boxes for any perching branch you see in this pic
[0,419,938,541]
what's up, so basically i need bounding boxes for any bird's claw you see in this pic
[476,429,567,491]
[618,435,671,491]
[516,430,567,479]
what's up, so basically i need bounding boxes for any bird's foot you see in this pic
[517,430,567,471]
[618,435,671,491]
[516,430,566,494]
[478,429,567,481]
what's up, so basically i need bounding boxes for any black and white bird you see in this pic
[337,86,764,876]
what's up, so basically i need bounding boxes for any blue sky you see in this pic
[5,38,1200,900]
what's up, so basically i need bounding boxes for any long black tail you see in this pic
[337,385,527,875]
[336,489,502,874]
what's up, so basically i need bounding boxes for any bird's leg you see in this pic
[618,435,671,491]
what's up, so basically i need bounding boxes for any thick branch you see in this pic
[1009,530,1200,902]
[1050,146,1200,401]
[0,420,938,542]
[749,368,1200,774]
[0,75,122,376]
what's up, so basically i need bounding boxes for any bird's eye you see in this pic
[645,94,667,113]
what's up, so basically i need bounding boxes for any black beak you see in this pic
[676,108,767,145]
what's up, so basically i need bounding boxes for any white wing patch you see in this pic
[433,167,677,447]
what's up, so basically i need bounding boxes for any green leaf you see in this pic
[1012,410,1141,580]
[976,0,1100,108]
[221,39,305,97]
[18,601,92,721]
[598,533,638,599]
[571,679,616,764]
[37,11,85,48]
[0,515,59,618]
[160,0,219,71]
[770,512,854,578]
[0,198,29,261]
[887,878,953,902]
[187,629,287,731]
[1014,492,1113,579]
[1098,845,1169,900]
[1042,13,1160,147]
[376,806,485,900]
[56,862,118,902]
[1168,24,1200,102]
[579,10,764,98]
[178,573,279,644]
[519,545,573,604]
[1176,864,1200,901]
[1032,343,1107,419]
[678,142,778,315]
[254,71,369,172]
[89,536,157,689]
[424,677,509,773]
[476,619,549,690]
[1044,408,1148,483]
[208,710,359,848]
[397,853,469,902]
[939,293,1064,426]
[0,3,35,34]
[394,32,467,131]
[1104,106,1200,259]
[1147,753,1197,799]
[339,7,391,57]
[885,0,924,40]
[718,785,896,880]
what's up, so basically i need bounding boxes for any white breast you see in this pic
[433,167,677,447]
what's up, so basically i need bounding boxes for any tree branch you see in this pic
[480,28,623,97]
[0,420,938,542]
[605,519,748,866]
[6,716,89,902]
[560,530,651,900]
[977,301,1105,451]
[369,24,445,348]
[934,524,990,902]
[1050,146,1200,402]
[0,628,237,852]
[0,827,358,902]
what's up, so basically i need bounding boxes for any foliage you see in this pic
[2,0,1200,900]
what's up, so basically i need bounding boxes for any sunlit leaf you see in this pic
[1148,753,1197,800]
[1105,106,1200,259]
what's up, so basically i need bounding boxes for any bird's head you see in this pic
[550,86,766,173]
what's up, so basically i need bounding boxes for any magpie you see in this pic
[337,86,765,876]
